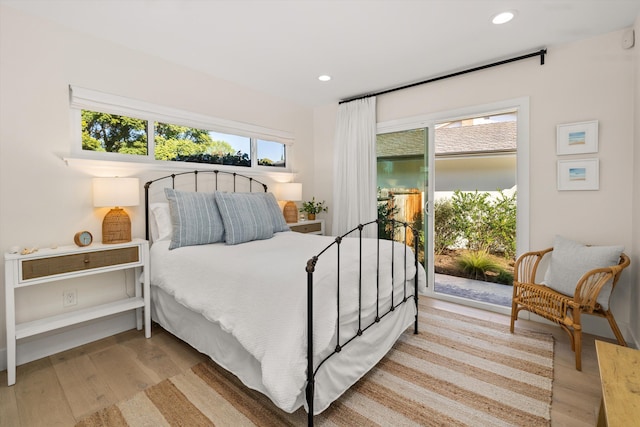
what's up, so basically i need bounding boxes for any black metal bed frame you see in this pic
[304,219,419,426]
[144,170,420,426]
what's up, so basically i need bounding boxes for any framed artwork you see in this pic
[556,120,598,155]
[557,159,599,191]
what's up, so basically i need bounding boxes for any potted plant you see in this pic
[300,197,328,220]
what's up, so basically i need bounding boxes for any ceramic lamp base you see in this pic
[102,207,132,244]
[283,201,298,223]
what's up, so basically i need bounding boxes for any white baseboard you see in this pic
[0,312,138,373]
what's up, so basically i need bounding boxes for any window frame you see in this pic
[69,86,293,172]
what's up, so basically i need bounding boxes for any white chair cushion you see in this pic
[543,235,623,310]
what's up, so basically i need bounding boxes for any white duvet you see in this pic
[149,231,426,412]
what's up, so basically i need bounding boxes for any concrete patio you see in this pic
[434,273,512,307]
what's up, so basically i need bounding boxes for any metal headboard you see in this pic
[143,170,268,241]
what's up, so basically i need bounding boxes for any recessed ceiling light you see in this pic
[492,11,515,25]
[318,75,331,82]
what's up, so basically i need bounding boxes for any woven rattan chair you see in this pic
[510,247,630,370]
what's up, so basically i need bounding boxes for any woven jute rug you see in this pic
[77,301,554,426]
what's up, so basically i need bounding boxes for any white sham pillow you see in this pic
[150,202,172,242]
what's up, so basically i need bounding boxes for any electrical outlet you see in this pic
[63,289,77,307]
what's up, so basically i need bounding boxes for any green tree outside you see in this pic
[437,189,516,258]
[81,111,238,162]
[82,111,147,154]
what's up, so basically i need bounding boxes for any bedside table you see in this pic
[289,219,325,235]
[4,238,150,386]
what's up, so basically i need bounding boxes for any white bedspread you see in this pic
[150,231,426,412]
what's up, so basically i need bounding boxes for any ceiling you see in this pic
[3,0,639,107]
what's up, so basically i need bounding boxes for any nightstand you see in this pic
[289,219,325,235]
[4,238,150,386]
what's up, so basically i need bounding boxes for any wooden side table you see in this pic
[289,219,325,235]
[595,340,640,426]
[4,238,150,386]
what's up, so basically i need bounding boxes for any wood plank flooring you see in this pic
[1,298,609,426]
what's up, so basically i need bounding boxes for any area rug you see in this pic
[77,302,554,426]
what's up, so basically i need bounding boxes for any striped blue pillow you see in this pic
[260,192,290,232]
[215,192,275,245]
[165,188,225,250]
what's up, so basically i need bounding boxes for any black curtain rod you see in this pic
[339,48,547,104]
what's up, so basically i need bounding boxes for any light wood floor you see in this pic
[1,298,609,427]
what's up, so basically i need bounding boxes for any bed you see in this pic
[144,170,426,425]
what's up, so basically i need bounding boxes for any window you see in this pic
[154,125,252,166]
[82,110,148,155]
[257,139,286,167]
[71,86,293,170]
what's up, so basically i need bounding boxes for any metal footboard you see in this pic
[305,219,420,426]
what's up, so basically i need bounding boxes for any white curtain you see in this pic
[332,96,377,238]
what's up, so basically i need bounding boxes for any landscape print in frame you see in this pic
[556,120,598,155]
[557,158,599,191]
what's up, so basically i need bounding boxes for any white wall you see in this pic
[631,17,640,346]
[0,6,314,368]
[314,28,639,344]
[435,156,516,192]
[312,105,337,230]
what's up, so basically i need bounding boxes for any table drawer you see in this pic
[291,222,322,234]
[21,246,139,280]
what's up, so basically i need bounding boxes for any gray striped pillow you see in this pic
[165,188,225,250]
[215,192,274,245]
[260,192,290,232]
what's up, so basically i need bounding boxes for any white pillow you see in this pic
[150,202,172,242]
[543,235,623,310]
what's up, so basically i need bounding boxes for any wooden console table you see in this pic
[596,340,640,426]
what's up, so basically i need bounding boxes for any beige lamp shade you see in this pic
[278,182,302,224]
[93,177,140,244]
[93,177,140,208]
[278,182,302,201]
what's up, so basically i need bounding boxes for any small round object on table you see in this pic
[74,231,93,247]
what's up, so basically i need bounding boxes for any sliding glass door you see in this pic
[376,98,528,314]
[376,112,517,309]
[376,128,428,273]
[432,112,517,308]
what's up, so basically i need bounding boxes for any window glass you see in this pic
[155,124,251,167]
[257,139,286,167]
[73,88,293,171]
[209,131,251,166]
[82,110,148,155]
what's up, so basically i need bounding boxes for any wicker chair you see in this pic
[510,247,630,371]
